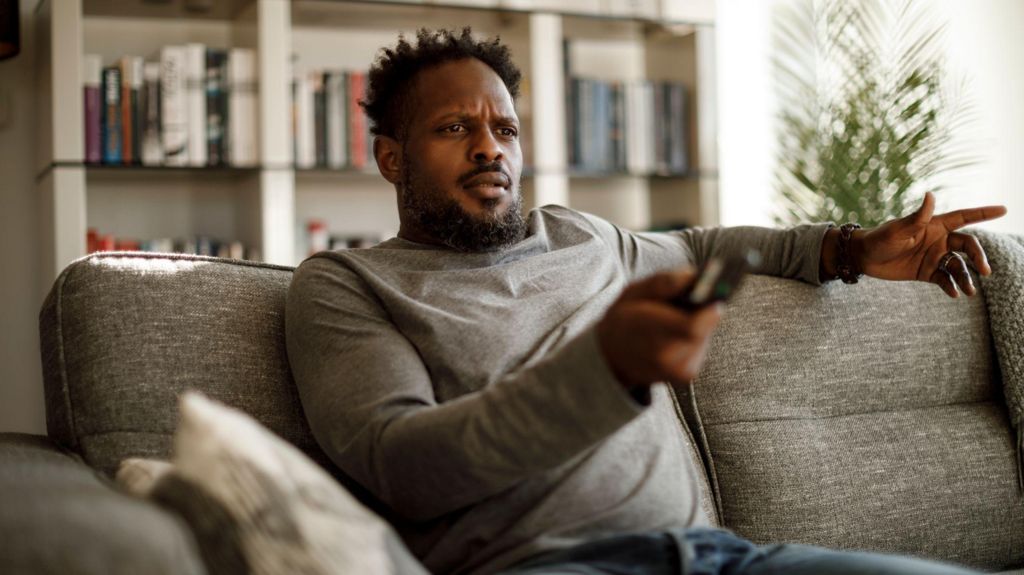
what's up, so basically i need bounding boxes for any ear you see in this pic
[374,135,402,185]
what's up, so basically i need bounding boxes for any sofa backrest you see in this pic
[39,253,334,477]
[681,274,1024,571]
[39,251,1024,571]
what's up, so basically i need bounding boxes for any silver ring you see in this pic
[938,251,958,274]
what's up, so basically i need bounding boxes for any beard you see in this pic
[400,158,528,253]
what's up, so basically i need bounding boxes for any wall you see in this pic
[718,0,1024,233]
[0,0,44,433]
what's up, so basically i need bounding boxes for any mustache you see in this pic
[457,162,510,186]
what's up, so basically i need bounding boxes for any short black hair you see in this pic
[361,27,522,140]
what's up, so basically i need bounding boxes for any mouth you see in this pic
[462,172,511,199]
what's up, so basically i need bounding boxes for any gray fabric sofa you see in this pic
[2,250,1022,574]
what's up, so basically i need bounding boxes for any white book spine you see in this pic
[625,81,642,175]
[142,62,164,165]
[326,71,346,169]
[641,81,655,174]
[161,46,188,166]
[228,48,257,167]
[130,57,144,89]
[186,43,207,167]
[295,73,315,169]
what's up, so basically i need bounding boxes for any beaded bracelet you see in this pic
[837,223,863,284]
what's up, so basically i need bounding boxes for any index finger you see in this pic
[939,205,1008,231]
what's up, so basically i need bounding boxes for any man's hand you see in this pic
[821,192,1007,297]
[597,270,723,389]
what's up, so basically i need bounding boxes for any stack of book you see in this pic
[566,77,689,176]
[291,69,374,170]
[86,228,255,260]
[83,45,258,167]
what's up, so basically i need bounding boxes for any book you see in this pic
[610,81,626,172]
[205,49,228,166]
[325,71,347,169]
[347,72,367,170]
[161,45,188,166]
[313,72,326,167]
[186,43,207,166]
[101,66,122,164]
[118,57,133,164]
[653,81,667,174]
[294,73,315,168]
[141,62,163,165]
[228,48,257,167]
[83,54,102,164]
[625,80,643,174]
[129,57,144,164]
[668,82,688,174]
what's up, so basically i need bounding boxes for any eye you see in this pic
[497,127,518,138]
[441,124,466,134]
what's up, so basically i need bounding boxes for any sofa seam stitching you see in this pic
[703,399,1002,427]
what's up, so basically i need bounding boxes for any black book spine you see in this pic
[205,49,227,166]
[315,73,327,167]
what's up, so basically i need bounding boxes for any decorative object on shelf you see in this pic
[772,0,975,228]
[0,0,19,61]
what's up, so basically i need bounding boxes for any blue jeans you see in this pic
[496,528,978,575]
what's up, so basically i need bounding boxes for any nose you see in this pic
[469,129,503,164]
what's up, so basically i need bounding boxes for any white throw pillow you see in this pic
[118,391,426,575]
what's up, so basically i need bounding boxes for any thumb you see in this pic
[620,269,696,302]
[911,192,935,225]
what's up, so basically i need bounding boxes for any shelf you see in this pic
[294,0,712,29]
[566,169,707,180]
[82,163,262,174]
[37,0,718,283]
[294,167,383,177]
[83,0,256,21]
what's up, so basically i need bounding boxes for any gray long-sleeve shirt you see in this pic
[285,205,831,574]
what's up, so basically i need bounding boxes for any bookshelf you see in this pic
[36,0,717,282]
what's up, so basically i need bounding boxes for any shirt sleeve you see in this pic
[579,211,834,285]
[285,256,648,523]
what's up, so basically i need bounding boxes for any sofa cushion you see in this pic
[0,432,205,575]
[38,253,329,478]
[684,274,1024,571]
[119,392,427,575]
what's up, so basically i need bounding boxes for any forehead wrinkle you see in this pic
[407,59,516,130]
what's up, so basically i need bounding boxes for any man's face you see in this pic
[395,58,526,251]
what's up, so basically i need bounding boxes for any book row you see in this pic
[566,77,689,176]
[87,228,257,261]
[292,70,373,170]
[306,220,384,255]
[83,45,257,167]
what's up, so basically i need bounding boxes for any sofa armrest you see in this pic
[0,432,207,575]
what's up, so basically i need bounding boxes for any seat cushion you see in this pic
[0,432,205,575]
[38,253,330,477]
[684,274,1024,571]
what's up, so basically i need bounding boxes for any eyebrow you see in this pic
[433,112,519,126]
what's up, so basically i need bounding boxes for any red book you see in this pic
[347,72,367,170]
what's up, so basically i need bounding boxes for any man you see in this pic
[285,29,1006,575]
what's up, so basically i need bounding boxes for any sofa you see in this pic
[1,249,1022,574]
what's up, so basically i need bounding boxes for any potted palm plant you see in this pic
[772,0,975,227]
